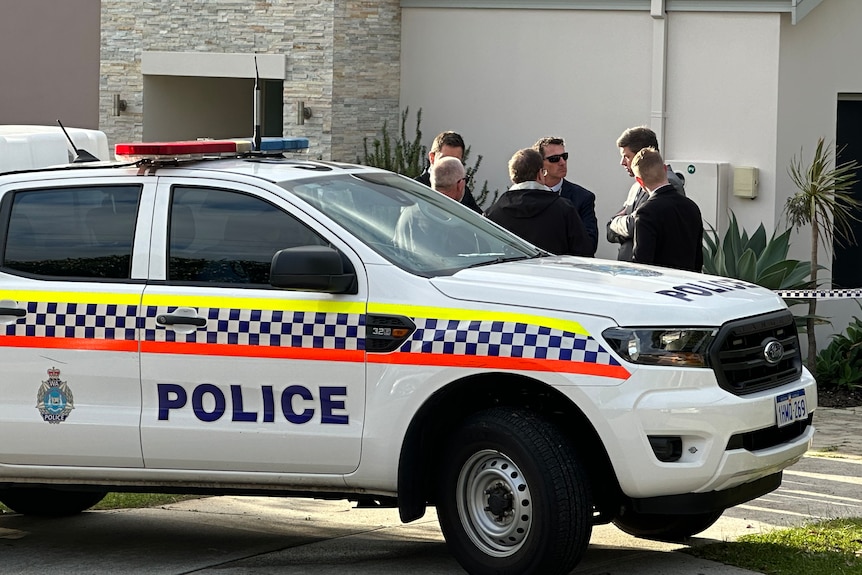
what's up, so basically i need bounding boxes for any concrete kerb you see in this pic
[809,406,862,459]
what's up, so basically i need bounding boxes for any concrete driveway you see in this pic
[1,454,859,575]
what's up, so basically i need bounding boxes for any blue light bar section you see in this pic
[234,137,309,152]
[262,136,309,151]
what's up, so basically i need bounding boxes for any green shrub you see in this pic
[702,211,819,333]
[359,107,425,178]
[358,107,498,209]
[702,211,814,290]
[815,310,862,391]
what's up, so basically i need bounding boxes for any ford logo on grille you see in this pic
[763,339,784,365]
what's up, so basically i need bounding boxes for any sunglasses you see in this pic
[544,152,569,163]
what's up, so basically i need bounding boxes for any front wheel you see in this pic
[613,509,724,541]
[436,408,592,575]
[0,487,107,517]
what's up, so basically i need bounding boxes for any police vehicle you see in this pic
[0,136,815,575]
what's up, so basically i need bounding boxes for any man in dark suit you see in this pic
[416,131,483,214]
[630,147,703,272]
[607,126,686,262]
[533,137,597,255]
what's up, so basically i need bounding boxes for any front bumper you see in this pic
[581,366,817,500]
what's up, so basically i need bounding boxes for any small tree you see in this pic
[784,138,862,375]
[359,107,425,177]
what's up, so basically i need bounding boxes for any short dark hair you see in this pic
[533,136,565,157]
[631,147,666,187]
[616,126,660,153]
[509,148,544,184]
[431,131,466,154]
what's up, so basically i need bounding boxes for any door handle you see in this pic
[156,314,206,327]
[0,307,26,317]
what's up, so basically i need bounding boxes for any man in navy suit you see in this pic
[533,137,597,255]
[630,147,703,272]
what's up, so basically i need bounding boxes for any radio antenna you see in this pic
[253,54,262,151]
[57,119,99,163]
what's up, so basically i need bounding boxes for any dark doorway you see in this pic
[833,98,862,288]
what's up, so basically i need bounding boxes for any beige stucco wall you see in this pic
[401,8,782,260]
[0,0,100,128]
[401,9,650,260]
[664,12,780,236]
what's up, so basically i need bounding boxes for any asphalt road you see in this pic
[1,455,859,575]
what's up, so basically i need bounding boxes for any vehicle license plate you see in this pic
[775,389,807,428]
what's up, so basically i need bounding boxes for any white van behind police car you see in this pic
[0,138,815,575]
[0,125,109,171]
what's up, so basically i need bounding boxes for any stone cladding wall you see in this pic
[100,0,400,161]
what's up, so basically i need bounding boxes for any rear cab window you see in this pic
[2,185,142,279]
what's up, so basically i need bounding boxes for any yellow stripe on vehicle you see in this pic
[368,303,589,336]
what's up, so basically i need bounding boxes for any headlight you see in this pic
[602,327,716,367]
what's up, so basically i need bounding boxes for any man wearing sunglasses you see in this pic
[416,131,483,214]
[607,126,686,262]
[533,137,597,256]
[485,148,591,257]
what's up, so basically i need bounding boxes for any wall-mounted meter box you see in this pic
[733,166,759,199]
[666,160,731,235]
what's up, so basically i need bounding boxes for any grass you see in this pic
[687,518,862,575]
[0,492,202,514]
[92,492,203,510]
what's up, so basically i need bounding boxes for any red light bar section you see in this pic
[115,140,239,158]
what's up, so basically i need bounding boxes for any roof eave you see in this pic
[400,0,823,24]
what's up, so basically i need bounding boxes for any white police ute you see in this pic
[0,137,815,575]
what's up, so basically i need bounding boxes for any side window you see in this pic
[3,186,141,279]
[168,186,326,284]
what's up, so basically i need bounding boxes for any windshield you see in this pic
[283,172,541,276]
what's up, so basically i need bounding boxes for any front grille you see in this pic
[710,310,802,396]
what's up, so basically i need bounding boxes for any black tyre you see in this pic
[436,408,592,575]
[613,509,724,541]
[0,487,107,517]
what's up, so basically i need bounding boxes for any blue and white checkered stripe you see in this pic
[400,318,620,365]
[6,302,617,368]
[4,301,138,340]
[143,307,364,349]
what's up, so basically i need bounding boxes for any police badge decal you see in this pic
[36,367,75,424]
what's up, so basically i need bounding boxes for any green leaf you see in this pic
[756,227,792,275]
[736,249,758,282]
[747,223,768,257]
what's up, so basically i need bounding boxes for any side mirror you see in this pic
[270,245,357,294]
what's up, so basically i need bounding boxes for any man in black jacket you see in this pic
[630,148,703,272]
[607,126,686,261]
[533,136,597,255]
[416,131,483,214]
[485,149,592,257]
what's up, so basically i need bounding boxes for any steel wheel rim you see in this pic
[455,449,533,557]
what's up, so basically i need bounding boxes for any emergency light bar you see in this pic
[115,137,310,162]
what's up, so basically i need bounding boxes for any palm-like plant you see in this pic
[784,138,862,375]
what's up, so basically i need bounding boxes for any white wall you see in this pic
[401,8,652,260]
[664,12,780,235]
[401,7,783,260]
